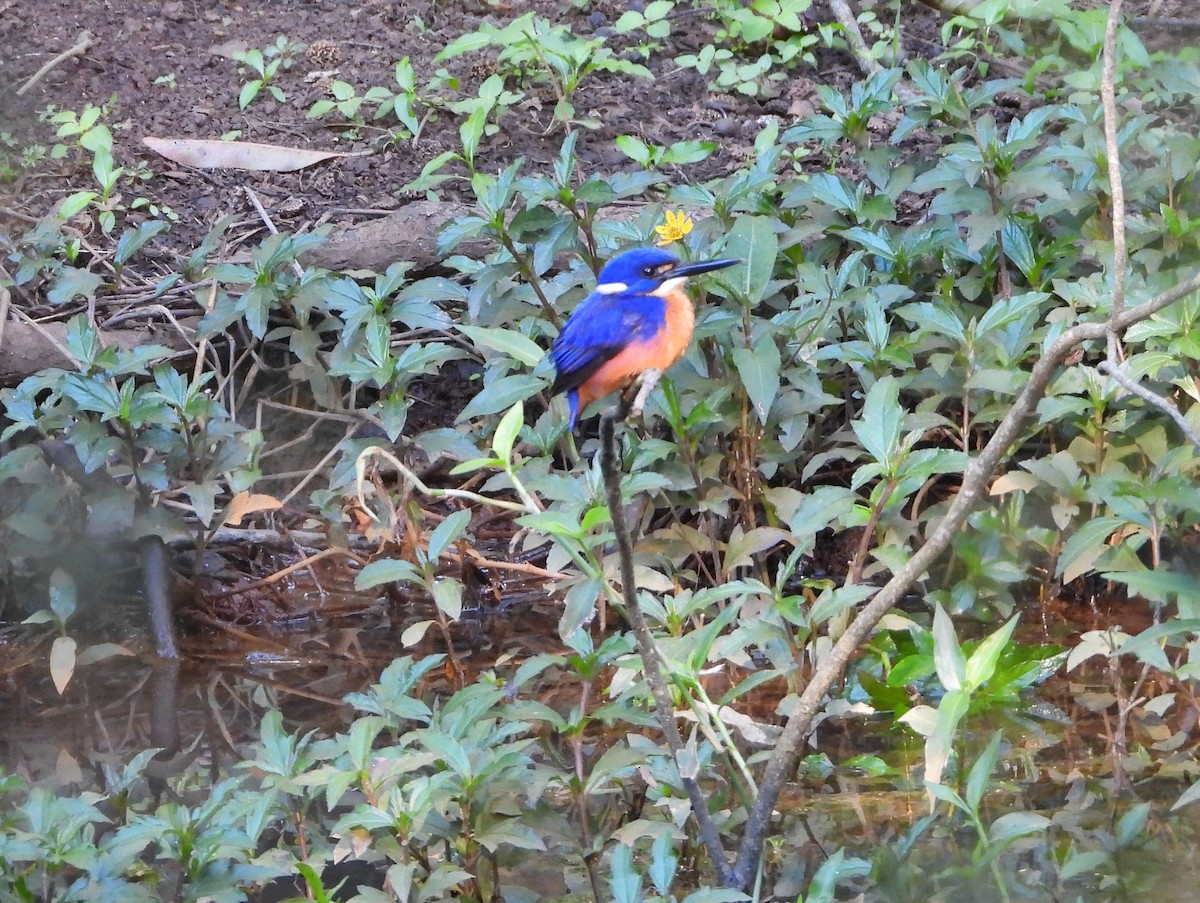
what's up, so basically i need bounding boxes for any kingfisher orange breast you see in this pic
[572,287,696,412]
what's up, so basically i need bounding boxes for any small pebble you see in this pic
[712,118,738,137]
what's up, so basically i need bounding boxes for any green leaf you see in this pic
[808,584,875,626]
[932,603,965,691]
[56,190,97,222]
[804,847,846,903]
[924,688,969,787]
[239,80,260,110]
[47,268,103,305]
[356,558,423,589]
[614,134,651,167]
[608,844,641,903]
[989,811,1051,843]
[721,215,777,303]
[853,376,904,470]
[432,577,463,619]
[113,220,170,266]
[560,577,602,638]
[963,614,1019,690]
[456,374,544,421]
[1060,518,1123,581]
[660,140,718,165]
[1104,568,1200,608]
[49,569,78,623]
[731,334,780,424]
[458,324,546,367]
[435,29,493,61]
[428,509,472,561]
[491,401,525,463]
[965,731,1002,811]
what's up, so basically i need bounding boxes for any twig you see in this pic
[1101,0,1128,359]
[598,391,734,886]
[8,304,79,366]
[206,547,365,601]
[244,186,304,278]
[355,445,534,514]
[1093,0,1200,466]
[1098,360,1200,451]
[451,548,568,581]
[16,30,96,96]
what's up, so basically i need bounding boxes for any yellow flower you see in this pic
[654,209,693,246]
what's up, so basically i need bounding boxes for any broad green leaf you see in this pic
[428,509,472,561]
[609,844,641,903]
[721,215,777,302]
[965,732,1002,810]
[356,558,423,589]
[989,811,1051,843]
[852,376,903,470]
[660,139,717,165]
[48,569,77,623]
[432,578,463,619]
[401,619,435,647]
[457,374,544,421]
[808,584,875,626]
[1104,569,1200,608]
[47,268,103,305]
[435,30,494,60]
[648,831,678,895]
[1056,518,1128,581]
[560,577,602,639]
[805,847,846,903]
[458,324,546,368]
[731,334,781,424]
[114,220,170,266]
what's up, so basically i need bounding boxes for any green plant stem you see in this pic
[598,402,734,887]
[728,267,1200,890]
[497,234,563,329]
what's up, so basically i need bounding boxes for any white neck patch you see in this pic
[595,282,628,294]
[652,276,687,297]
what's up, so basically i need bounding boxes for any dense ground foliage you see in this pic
[3,0,1200,900]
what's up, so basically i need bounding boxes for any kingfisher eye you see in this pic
[641,265,656,277]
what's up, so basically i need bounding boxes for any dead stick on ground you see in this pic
[17,30,96,96]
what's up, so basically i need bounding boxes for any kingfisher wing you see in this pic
[549,292,659,396]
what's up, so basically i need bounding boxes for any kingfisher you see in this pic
[549,247,739,429]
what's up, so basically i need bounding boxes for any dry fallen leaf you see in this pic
[224,491,284,525]
[143,136,367,172]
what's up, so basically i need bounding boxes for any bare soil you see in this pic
[0,0,878,254]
